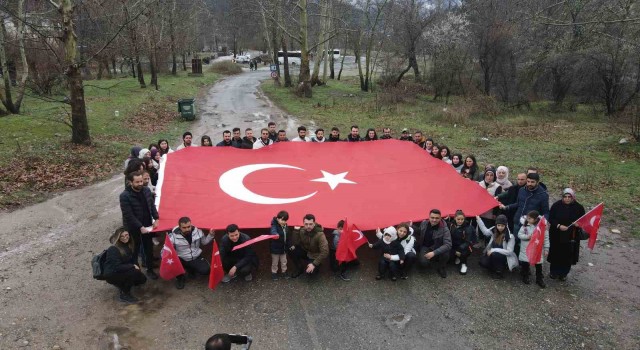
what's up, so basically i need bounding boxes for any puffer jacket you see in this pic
[507,185,550,223]
[292,224,329,266]
[168,226,213,261]
[269,217,290,254]
[517,222,550,264]
[119,186,159,234]
[103,245,136,276]
[477,218,518,271]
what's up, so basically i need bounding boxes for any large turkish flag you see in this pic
[154,140,498,231]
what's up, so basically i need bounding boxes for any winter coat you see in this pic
[376,228,416,255]
[168,226,213,261]
[291,136,311,142]
[216,140,233,147]
[103,245,136,276]
[119,186,159,234]
[449,222,475,252]
[241,137,256,149]
[477,217,518,271]
[291,224,329,266]
[415,220,452,256]
[517,222,550,264]
[253,138,273,149]
[231,137,243,148]
[346,135,362,142]
[507,185,550,223]
[270,217,290,254]
[371,239,405,261]
[219,232,259,269]
[548,200,586,266]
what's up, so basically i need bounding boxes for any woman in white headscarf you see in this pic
[495,166,512,191]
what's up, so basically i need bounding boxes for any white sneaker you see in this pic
[460,264,468,275]
[455,257,461,265]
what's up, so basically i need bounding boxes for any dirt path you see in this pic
[0,67,638,349]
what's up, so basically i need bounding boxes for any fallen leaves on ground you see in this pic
[124,100,181,133]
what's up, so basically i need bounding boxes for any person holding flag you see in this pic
[167,217,214,290]
[517,211,549,288]
[220,224,259,283]
[548,188,586,281]
[269,211,291,281]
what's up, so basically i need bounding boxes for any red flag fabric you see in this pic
[159,235,185,280]
[525,217,547,266]
[154,140,498,231]
[335,220,368,263]
[574,203,604,250]
[231,234,279,251]
[208,240,224,290]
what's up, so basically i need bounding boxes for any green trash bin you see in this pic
[177,98,196,121]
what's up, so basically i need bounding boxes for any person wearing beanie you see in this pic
[477,214,518,278]
[369,226,405,281]
[449,211,475,275]
[548,188,586,281]
[415,209,452,278]
[478,167,503,244]
[517,210,550,288]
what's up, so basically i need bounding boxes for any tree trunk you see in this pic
[170,0,177,75]
[297,0,312,97]
[337,35,347,80]
[61,0,91,145]
[282,36,291,87]
[0,13,17,113]
[310,0,327,86]
[182,53,187,71]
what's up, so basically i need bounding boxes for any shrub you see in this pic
[208,61,242,75]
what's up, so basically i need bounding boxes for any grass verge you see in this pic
[262,77,640,237]
[0,71,219,209]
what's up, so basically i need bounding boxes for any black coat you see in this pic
[449,222,474,252]
[219,233,259,269]
[119,186,159,234]
[103,245,136,276]
[548,200,586,266]
[372,239,405,261]
[269,217,290,254]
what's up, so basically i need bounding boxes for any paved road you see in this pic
[0,67,638,349]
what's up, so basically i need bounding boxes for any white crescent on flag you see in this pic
[354,230,364,241]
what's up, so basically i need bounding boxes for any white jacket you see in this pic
[517,223,550,264]
[376,227,416,259]
[253,138,273,149]
[477,218,518,271]
[168,226,213,261]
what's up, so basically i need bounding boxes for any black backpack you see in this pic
[92,249,108,280]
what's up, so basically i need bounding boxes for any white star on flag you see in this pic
[534,239,540,245]
[167,258,174,265]
[311,170,356,190]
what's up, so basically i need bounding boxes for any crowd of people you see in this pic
[109,122,589,303]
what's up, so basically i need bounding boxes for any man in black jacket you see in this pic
[216,130,233,147]
[219,224,259,283]
[415,209,452,278]
[119,170,160,280]
[231,128,243,148]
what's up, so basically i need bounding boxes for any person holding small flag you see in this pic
[167,217,214,289]
[269,211,290,281]
[548,188,586,281]
[517,211,550,288]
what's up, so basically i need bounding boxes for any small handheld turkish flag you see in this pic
[525,217,547,266]
[573,203,604,250]
[209,240,224,290]
[335,219,368,263]
[159,235,185,280]
[231,234,279,251]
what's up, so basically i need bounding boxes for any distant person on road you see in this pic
[119,170,160,280]
[311,128,325,142]
[253,128,274,149]
[267,122,278,141]
[346,125,362,142]
[220,224,259,283]
[415,209,452,278]
[276,129,289,142]
[380,127,392,140]
[241,128,257,149]
[364,128,378,141]
[231,127,243,148]
[477,214,517,279]
[548,188,586,281]
[369,226,404,281]
[103,227,147,303]
[289,214,329,277]
[269,211,290,280]
[327,127,341,142]
[216,130,233,147]
[201,135,213,147]
[168,217,215,289]
[175,132,195,150]
[291,126,311,142]
[517,210,549,288]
